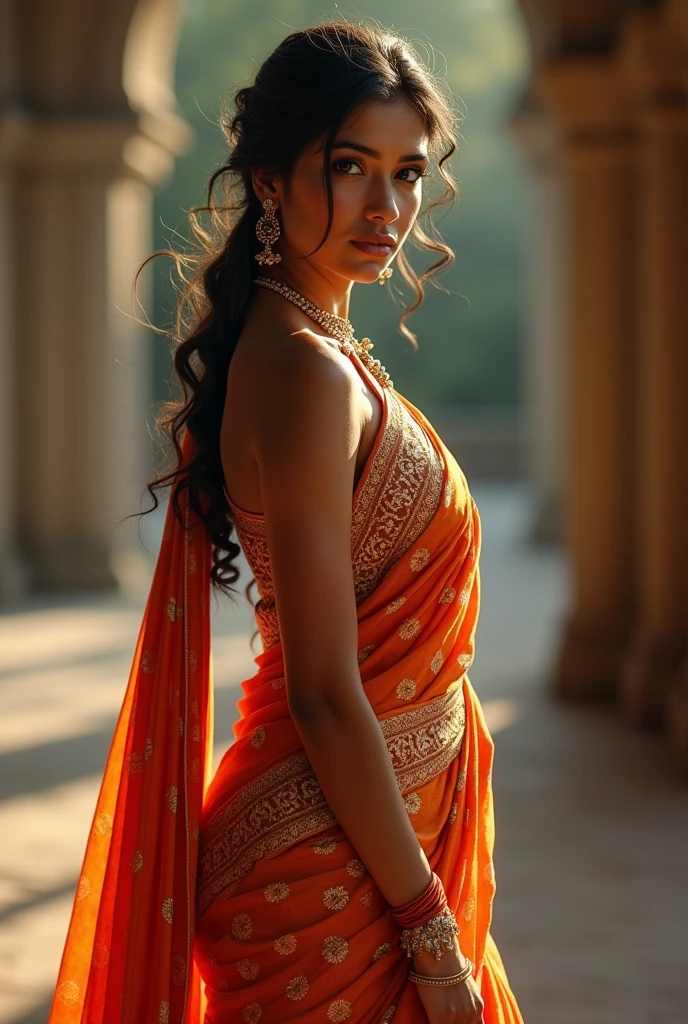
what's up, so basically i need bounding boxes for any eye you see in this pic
[332,158,364,176]
[398,166,427,184]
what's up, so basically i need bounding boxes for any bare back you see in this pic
[220,297,383,516]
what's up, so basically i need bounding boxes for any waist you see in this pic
[197,679,467,917]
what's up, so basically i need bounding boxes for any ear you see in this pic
[251,170,281,207]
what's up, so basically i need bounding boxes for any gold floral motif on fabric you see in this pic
[274,934,297,955]
[57,981,80,1006]
[231,913,253,940]
[227,389,444,650]
[241,1002,262,1023]
[237,958,260,981]
[313,836,338,855]
[403,792,422,815]
[323,886,350,912]
[322,935,349,964]
[328,999,353,1021]
[76,876,91,899]
[171,954,187,986]
[161,897,173,924]
[396,678,416,701]
[345,858,366,878]
[264,882,290,902]
[197,684,466,915]
[286,975,310,1001]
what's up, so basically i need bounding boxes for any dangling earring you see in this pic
[378,267,393,286]
[255,197,282,265]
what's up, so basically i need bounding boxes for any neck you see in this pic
[258,258,353,320]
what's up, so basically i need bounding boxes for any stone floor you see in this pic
[0,483,686,1024]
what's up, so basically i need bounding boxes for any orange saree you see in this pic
[48,351,524,1024]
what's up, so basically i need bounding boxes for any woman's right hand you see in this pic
[411,937,485,1024]
[414,973,484,1024]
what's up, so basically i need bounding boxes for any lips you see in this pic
[350,236,396,257]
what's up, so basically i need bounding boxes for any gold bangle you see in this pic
[399,906,460,960]
[408,958,473,987]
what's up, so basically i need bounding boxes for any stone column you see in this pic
[663,0,688,773]
[0,2,29,600]
[0,110,30,601]
[15,112,190,590]
[619,11,688,728]
[536,58,638,699]
[508,101,567,545]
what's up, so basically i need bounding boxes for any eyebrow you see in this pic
[331,139,429,162]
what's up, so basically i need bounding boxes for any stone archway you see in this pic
[0,0,192,598]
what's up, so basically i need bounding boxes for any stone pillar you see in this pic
[0,0,192,600]
[0,0,193,597]
[0,3,29,600]
[508,102,567,545]
[619,11,688,728]
[536,58,638,700]
[663,0,688,773]
[13,113,189,590]
[0,111,30,601]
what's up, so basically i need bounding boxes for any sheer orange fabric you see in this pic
[47,359,524,1024]
[48,429,214,1024]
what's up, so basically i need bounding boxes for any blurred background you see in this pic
[1,0,687,1022]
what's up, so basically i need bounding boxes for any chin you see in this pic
[347,264,387,285]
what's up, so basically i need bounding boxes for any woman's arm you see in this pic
[251,332,433,909]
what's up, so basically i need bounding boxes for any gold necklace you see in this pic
[254,275,393,390]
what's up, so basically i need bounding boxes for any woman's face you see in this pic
[273,97,429,285]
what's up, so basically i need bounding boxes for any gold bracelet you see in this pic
[408,958,473,987]
[399,906,460,960]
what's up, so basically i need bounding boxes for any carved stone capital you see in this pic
[619,7,688,105]
[1,106,193,185]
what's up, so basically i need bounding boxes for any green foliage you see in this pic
[152,0,530,410]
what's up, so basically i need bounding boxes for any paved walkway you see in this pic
[0,484,686,1024]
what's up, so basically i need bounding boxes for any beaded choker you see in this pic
[254,275,393,390]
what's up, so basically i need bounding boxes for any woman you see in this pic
[48,21,524,1024]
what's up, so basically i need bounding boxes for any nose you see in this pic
[364,181,400,225]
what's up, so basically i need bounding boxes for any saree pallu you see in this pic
[194,383,523,1024]
[48,430,216,1024]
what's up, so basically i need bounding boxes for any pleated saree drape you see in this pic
[48,354,523,1024]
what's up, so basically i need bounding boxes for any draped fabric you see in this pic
[48,429,214,1024]
[47,349,524,1024]
[194,361,523,1024]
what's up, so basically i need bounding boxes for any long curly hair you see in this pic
[135,20,460,614]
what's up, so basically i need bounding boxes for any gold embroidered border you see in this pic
[379,686,467,792]
[351,390,445,605]
[228,391,444,650]
[197,685,466,916]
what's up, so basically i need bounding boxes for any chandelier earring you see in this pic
[378,267,393,286]
[255,197,282,265]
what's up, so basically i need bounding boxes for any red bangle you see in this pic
[390,871,449,929]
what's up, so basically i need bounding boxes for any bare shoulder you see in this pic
[235,323,359,450]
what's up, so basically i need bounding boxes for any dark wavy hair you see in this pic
[134,20,460,619]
